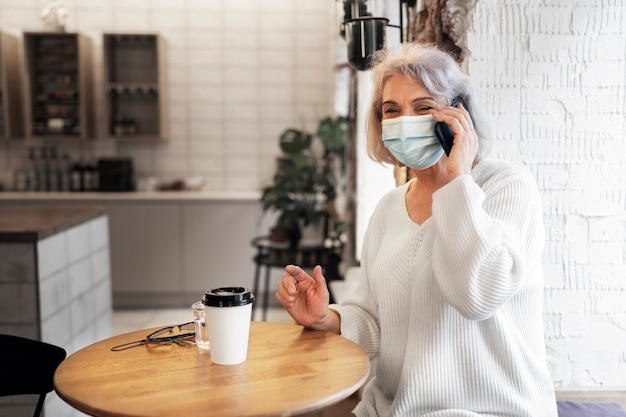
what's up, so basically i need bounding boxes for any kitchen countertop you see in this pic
[0,205,107,242]
[0,191,261,202]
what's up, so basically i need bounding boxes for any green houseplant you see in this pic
[261,116,348,244]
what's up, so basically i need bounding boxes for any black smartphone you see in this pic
[434,96,473,156]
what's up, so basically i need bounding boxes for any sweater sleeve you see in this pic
[431,167,544,321]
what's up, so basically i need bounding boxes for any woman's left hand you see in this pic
[432,102,479,179]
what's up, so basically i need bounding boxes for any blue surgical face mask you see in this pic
[382,115,444,170]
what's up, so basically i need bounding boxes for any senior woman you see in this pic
[276,42,557,417]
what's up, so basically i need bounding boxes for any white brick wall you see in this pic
[467,0,626,387]
[0,0,337,192]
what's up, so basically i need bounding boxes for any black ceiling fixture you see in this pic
[340,0,416,71]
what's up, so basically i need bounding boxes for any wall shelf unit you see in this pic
[22,32,94,140]
[103,33,168,141]
[0,31,24,139]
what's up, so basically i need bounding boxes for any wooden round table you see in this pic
[54,321,370,417]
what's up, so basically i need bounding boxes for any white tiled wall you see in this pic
[0,0,338,193]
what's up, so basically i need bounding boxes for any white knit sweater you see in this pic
[332,159,557,417]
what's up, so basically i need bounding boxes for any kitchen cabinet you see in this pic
[0,31,23,139]
[182,201,259,294]
[0,193,263,308]
[110,201,258,307]
[22,32,94,139]
[107,203,182,295]
[103,33,168,140]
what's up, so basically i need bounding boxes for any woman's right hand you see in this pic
[275,264,340,333]
[432,101,479,179]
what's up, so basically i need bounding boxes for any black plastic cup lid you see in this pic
[202,287,255,307]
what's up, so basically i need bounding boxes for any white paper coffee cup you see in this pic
[202,287,255,365]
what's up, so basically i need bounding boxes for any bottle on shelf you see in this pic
[124,117,137,135]
[27,147,40,191]
[82,157,98,192]
[12,168,28,192]
[112,115,138,136]
[113,115,125,136]
[70,157,84,192]
[12,152,30,192]
[47,146,59,192]
[58,153,71,192]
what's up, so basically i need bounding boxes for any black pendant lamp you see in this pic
[340,0,412,71]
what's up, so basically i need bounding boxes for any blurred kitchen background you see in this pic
[0,1,625,412]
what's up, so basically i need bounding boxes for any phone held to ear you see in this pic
[434,96,473,156]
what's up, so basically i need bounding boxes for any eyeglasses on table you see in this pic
[111,322,196,351]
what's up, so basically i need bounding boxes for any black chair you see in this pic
[0,334,67,417]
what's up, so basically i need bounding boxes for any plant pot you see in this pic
[269,223,301,248]
[269,226,288,243]
[298,219,325,246]
[344,17,389,71]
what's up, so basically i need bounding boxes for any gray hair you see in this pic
[366,43,492,165]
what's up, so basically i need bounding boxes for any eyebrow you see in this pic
[382,97,437,106]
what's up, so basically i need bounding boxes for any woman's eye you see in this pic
[383,108,399,115]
